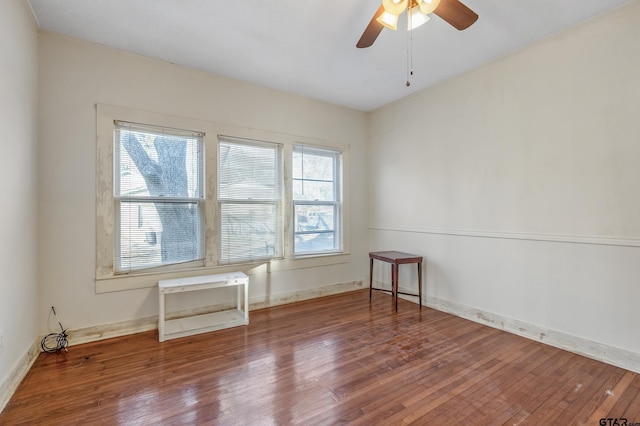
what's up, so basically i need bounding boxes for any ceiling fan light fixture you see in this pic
[418,0,441,15]
[376,10,399,31]
[382,0,408,15]
[408,5,430,30]
[356,0,476,48]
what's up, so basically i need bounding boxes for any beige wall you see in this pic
[369,1,640,370]
[37,32,369,334]
[0,0,39,404]
[3,1,639,408]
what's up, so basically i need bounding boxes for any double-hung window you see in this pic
[114,121,205,273]
[218,137,283,264]
[97,105,348,292]
[293,145,341,255]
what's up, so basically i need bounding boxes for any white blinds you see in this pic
[115,121,204,272]
[218,137,283,264]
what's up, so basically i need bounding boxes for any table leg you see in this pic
[392,263,398,312]
[418,262,422,309]
[369,257,374,301]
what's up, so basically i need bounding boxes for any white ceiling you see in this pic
[28,0,633,112]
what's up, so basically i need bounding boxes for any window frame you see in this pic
[292,145,342,256]
[96,104,351,292]
[113,121,206,274]
[217,136,284,265]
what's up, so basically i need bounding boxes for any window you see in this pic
[218,137,283,264]
[96,104,350,290]
[114,121,204,272]
[293,145,341,255]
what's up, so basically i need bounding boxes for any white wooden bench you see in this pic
[158,271,249,342]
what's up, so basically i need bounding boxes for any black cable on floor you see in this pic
[41,306,68,354]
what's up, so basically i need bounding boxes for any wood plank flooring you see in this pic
[2,289,639,425]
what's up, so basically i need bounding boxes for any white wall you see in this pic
[0,0,39,403]
[37,32,369,333]
[369,1,640,368]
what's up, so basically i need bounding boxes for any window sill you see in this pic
[95,252,351,293]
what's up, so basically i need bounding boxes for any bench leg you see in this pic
[158,292,165,342]
[244,281,249,322]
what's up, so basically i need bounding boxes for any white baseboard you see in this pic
[7,281,634,415]
[249,280,364,310]
[423,295,640,374]
[70,281,639,374]
[69,280,365,346]
[69,316,159,346]
[0,337,40,414]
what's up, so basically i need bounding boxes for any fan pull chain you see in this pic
[406,10,414,87]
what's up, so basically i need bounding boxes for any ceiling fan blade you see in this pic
[356,5,386,48]
[433,0,478,30]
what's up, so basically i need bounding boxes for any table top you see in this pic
[369,251,423,264]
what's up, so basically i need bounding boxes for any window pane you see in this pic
[295,232,335,253]
[118,201,203,271]
[295,204,335,232]
[114,122,204,272]
[294,204,337,254]
[293,145,340,256]
[219,141,279,200]
[218,138,282,264]
[293,148,335,181]
[219,203,279,263]
[292,147,336,201]
[117,129,202,198]
[293,179,334,201]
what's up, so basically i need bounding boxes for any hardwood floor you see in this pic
[2,289,639,425]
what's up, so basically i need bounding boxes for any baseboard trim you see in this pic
[7,282,633,414]
[69,280,365,346]
[249,280,365,310]
[69,316,159,346]
[0,337,40,414]
[71,281,639,374]
[422,295,640,374]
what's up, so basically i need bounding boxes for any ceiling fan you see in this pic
[357,0,478,48]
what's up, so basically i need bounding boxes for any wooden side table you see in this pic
[369,251,423,311]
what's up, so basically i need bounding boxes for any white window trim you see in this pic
[96,104,351,293]
[217,136,284,265]
[292,145,343,256]
[113,120,206,273]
